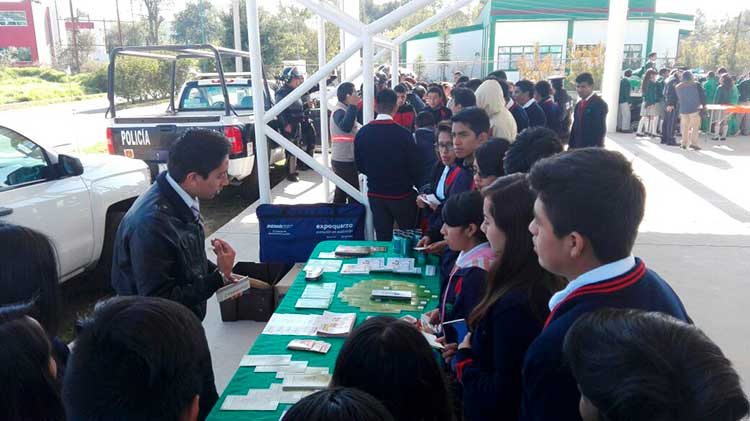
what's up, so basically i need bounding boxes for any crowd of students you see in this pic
[620,58,750,150]
[1,66,749,421]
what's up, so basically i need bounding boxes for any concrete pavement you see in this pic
[203,133,750,393]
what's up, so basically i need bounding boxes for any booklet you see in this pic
[340,263,370,275]
[316,311,357,337]
[287,339,332,354]
[334,245,373,257]
[281,373,332,391]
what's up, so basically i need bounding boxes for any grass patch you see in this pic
[0,66,107,105]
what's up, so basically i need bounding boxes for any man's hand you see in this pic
[211,238,236,280]
[416,195,427,209]
[416,235,431,248]
[438,337,458,364]
[425,308,440,325]
[284,123,292,134]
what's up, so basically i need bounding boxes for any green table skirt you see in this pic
[207,240,442,420]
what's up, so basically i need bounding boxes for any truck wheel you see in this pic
[92,210,126,291]
[238,165,259,201]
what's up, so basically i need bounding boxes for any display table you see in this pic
[207,240,441,420]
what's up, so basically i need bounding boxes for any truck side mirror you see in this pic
[58,154,84,177]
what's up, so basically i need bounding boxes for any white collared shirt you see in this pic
[548,255,636,310]
[375,113,393,121]
[166,172,200,216]
[522,98,537,109]
[582,92,595,102]
[506,98,515,110]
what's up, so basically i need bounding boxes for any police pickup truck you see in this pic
[106,45,285,198]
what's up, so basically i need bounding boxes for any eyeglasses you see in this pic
[436,143,454,151]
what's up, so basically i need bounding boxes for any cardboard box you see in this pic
[219,262,290,322]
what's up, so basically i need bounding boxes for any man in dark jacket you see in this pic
[661,69,681,146]
[499,79,529,133]
[515,80,547,128]
[550,76,573,144]
[355,88,420,241]
[112,129,237,321]
[276,66,306,181]
[568,73,608,149]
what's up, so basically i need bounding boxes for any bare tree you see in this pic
[143,0,171,45]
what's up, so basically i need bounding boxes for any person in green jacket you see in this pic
[653,68,668,135]
[636,69,658,137]
[635,52,658,78]
[728,75,740,136]
[701,71,719,134]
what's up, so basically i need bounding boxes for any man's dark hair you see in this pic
[282,387,395,421]
[456,75,470,85]
[504,127,562,174]
[475,137,510,178]
[375,88,398,114]
[528,148,645,263]
[336,82,355,103]
[465,78,483,91]
[498,79,512,100]
[451,106,490,137]
[442,190,487,242]
[717,67,728,75]
[393,83,408,94]
[550,77,564,90]
[707,71,716,79]
[64,296,212,421]
[168,128,230,182]
[575,72,595,86]
[658,68,669,76]
[0,223,60,338]
[413,85,426,98]
[534,80,553,98]
[452,87,477,108]
[515,79,535,96]
[564,309,750,421]
[415,110,436,128]
[488,70,508,80]
[0,300,65,421]
[332,316,453,421]
[624,69,633,77]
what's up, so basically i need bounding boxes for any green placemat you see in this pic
[207,240,441,420]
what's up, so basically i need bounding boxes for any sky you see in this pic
[63,0,747,25]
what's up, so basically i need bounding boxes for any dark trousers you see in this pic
[331,160,359,204]
[661,108,678,144]
[369,192,418,241]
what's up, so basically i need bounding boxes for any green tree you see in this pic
[678,9,750,73]
[172,1,222,45]
[143,0,172,44]
[105,20,149,51]
[437,30,451,80]
[566,41,605,90]
[414,53,426,80]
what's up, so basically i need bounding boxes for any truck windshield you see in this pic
[179,85,253,111]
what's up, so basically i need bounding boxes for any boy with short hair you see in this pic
[568,73,608,149]
[499,79,529,133]
[520,148,691,421]
[426,86,453,123]
[355,88,419,241]
[450,106,491,169]
[514,80,547,128]
[393,83,417,132]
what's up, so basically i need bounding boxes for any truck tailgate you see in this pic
[110,118,223,162]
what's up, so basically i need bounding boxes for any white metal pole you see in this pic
[233,0,242,72]
[391,0,473,45]
[601,0,628,133]
[264,38,363,124]
[391,49,399,88]
[318,15,330,200]
[245,0,271,203]
[362,32,374,125]
[297,0,361,35]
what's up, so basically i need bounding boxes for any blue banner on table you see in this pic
[257,203,366,264]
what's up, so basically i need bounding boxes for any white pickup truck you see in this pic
[0,124,150,283]
[105,45,286,199]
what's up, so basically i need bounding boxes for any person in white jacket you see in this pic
[475,79,518,142]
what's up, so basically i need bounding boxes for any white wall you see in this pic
[572,19,648,47]
[405,29,483,81]
[653,20,681,60]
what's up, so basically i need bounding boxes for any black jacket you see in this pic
[112,172,225,321]
[664,77,680,107]
[569,94,608,149]
[276,84,306,136]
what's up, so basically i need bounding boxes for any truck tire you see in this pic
[238,163,259,201]
[92,209,126,291]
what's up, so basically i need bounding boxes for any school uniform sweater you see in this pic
[519,258,691,421]
[507,99,530,133]
[424,163,474,242]
[523,99,548,128]
[568,94,608,149]
[414,127,438,189]
[354,117,419,199]
[453,289,549,421]
[429,105,453,123]
[438,243,495,324]
[540,97,561,134]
